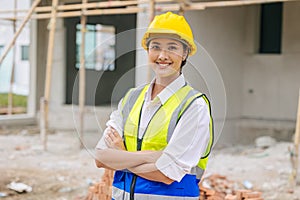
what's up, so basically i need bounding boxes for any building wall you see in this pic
[185,8,246,146]
[34,17,112,134]
[31,2,299,144]
[37,16,135,132]
[136,7,247,146]
[136,3,299,146]
[240,2,300,143]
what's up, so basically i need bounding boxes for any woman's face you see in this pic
[148,38,187,79]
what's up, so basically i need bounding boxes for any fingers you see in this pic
[105,127,125,150]
[112,129,119,137]
[104,134,113,148]
[109,126,120,137]
[105,127,115,147]
[108,127,121,140]
[107,129,117,142]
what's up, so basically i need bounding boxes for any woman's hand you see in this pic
[105,126,126,150]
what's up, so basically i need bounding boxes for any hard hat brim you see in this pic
[142,28,197,56]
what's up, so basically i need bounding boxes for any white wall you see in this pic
[30,2,299,143]
[185,8,246,145]
[136,3,299,145]
[49,19,66,106]
[240,2,300,142]
[136,8,247,145]
[34,18,112,132]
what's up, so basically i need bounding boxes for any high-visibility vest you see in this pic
[112,84,214,200]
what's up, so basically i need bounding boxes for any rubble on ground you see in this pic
[85,171,264,200]
[1,131,300,200]
[255,136,276,149]
[84,169,114,200]
[6,181,32,193]
[199,174,263,200]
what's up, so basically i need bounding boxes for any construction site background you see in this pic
[0,126,299,200]
[1,0,300,199]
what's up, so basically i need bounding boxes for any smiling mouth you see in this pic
[156,62,172,68]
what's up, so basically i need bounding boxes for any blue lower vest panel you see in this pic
[112,170,200,198]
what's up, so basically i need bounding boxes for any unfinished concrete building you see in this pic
[0,0,299,147]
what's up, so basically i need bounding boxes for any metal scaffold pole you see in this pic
[40,0,59,151]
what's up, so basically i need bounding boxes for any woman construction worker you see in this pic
[95,11,214,200]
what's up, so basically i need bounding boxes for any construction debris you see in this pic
[242,180,253,190]
[84,169,114,200]
[0,192,8,198]
[85,171,264,200]
[199,174,264,200]
[6,182,32,193]
[255,136,276,149]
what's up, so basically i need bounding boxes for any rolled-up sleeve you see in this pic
[95,99,124,150]
[155,97,211,182]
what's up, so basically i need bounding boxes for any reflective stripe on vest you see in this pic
[122,84,213,170]
[112,186,199,200]
[124,85,199,151]
[114,84,214,199]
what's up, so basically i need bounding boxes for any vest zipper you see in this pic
[129,101,162,200]
[129,175,137,200]
[129,138,143,200]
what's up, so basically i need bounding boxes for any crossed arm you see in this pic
[94,127,174,184]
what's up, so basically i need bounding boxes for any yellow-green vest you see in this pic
[121,84,214,179]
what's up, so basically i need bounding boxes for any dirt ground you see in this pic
[0,126,300,200]
[0,127,103,200]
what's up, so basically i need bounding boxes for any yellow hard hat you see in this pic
[142,12,197,56]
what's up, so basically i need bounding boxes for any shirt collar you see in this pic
[145,74,186,105]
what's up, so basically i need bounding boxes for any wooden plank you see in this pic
[176,0,191,15]
[78,0,87,149]
[294,89,300,183]
[33,7,144,19]
[0,107,26,115]
[0,0,173,14]
[0,0,298,20]
[36,0,144,12]
[40,0,59,151]
[147,0,155,83]
[8,0,18,115]
[289,89,300,189]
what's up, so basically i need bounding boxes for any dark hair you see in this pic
[180,43,189,72]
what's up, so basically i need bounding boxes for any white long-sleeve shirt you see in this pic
[96,75,211,182]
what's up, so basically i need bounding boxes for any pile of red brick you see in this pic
[84,169,114,200]
[84,172,263,200]
[199,174,263,200]
[225,191,263,200]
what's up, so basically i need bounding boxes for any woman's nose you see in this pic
[158,49,169,60]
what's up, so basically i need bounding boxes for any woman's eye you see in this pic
[168,46,178,51]
[150,45,160,50]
